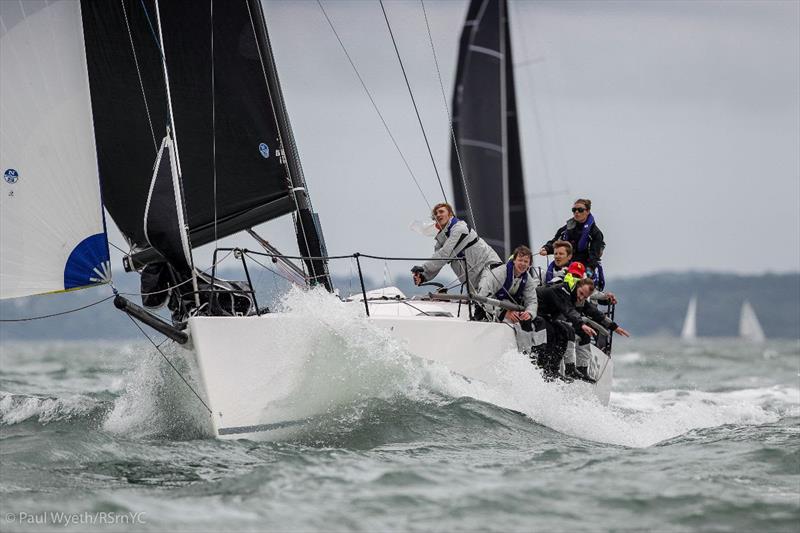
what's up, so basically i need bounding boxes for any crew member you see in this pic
[532,275,597,381]
[412,202,501,292]
[478,245,538,323]
[539,198,606,290]
[545,240,573,284]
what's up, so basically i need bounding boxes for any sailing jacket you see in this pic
[576,299,618,334]
[534,281,584,331]
[478,261,538,320]
[542,216,605,271]
[421,218,501,291]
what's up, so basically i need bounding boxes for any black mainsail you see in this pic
[450,0,529,259]
[80,0,331,289]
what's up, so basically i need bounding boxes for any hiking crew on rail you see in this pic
[411,202,500,293]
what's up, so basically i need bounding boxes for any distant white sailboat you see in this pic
[739,300,766,343]
[680,296,697,341]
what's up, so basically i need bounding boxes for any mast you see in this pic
[246,0,332,291]
[499,0,510,257]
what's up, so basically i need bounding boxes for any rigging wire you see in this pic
[419,0,476,229]
[242,252,308,287]
[117,250,235,298]
[121,0,159,154]
[378,0,449,204]
[123,313,212,414]
[315,0,431,210]
[0,295,116,322]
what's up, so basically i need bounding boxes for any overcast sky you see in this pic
[106,0,800,281]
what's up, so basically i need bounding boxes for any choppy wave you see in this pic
[3,288,797,451]
[0,391,107,426]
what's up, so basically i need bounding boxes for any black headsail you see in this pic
[80,0,331,289]
[450,0,529,259]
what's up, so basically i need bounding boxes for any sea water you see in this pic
[1,290,798,532]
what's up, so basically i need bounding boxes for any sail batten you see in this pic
[451,0,529,258]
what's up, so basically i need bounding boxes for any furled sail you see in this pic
[0,1,110,300]
[80,0,298,264]
[450,0,529,258]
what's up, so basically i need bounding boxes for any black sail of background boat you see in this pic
[450,0,529,259]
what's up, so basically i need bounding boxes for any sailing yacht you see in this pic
[739,300,766,343]
[1,0,615,440]
[681,296,697,341]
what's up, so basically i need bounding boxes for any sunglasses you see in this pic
[571,207,587,213]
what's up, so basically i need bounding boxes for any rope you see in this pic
[243,252,308,287]
[316,0,430,210]
[420,0,475,228]
[378,0,448,204]
[123,313,212,414]
[0,295,115,322]
[108,241,130,255]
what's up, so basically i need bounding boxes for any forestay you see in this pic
[0,1,109,300]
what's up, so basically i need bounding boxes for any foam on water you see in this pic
[0,391,103,426]
[271,289,796,448]
[94,288,796,447]
[102,344,213,440]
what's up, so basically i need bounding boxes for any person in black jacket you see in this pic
[532,276,597,380]
[571,296,630,381]
[538,198,606,290]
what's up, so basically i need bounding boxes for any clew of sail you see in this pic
[450,0,529,259]
[0,1,110,300]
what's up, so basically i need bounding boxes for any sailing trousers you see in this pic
[532,318,573,375]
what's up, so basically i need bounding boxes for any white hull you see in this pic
[187,295,613,440]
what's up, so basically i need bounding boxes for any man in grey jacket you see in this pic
[477,245,538,322]
[412,203,501,292]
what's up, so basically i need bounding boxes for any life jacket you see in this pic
[591,263,605,291]
[494,260,528,302]
[560,213,595,253]
[564,272,579,291]
[545,261,568,284]
[444,217,479,258]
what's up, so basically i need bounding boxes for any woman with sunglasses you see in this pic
[538,199,606,288]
